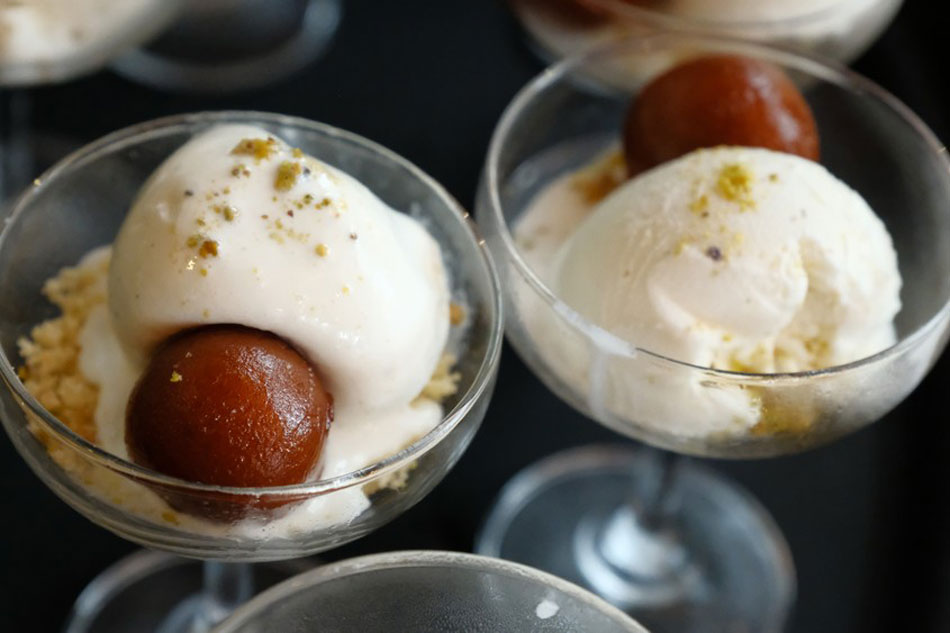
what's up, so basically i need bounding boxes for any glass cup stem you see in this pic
[574,447,701,610]
[156,561,254,633]
[200,561,254,626]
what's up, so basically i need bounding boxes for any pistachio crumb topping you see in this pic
[275,161,303,191]
[213,204,237,221]
[170,371,182,383]
[689,194,709,216]
[230,137,277,161]
[716,163,755,209]
[292,148,304,158]
[198,240,219,258]
[231,164,251,178]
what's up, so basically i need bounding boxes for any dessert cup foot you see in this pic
[476,444,795,633]
[62,550,316,633]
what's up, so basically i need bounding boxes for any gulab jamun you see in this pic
[623,55,820,176]
[126,325,333,497]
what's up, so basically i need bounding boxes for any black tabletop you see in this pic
[2,2,948,632]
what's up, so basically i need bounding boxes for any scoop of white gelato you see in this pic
[555,146,901,374]
[109,124,450,413]
[514,146,901,438]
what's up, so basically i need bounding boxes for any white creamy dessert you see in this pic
[24,124,455,537]
[516,146,901,436]
[0,0,167,71]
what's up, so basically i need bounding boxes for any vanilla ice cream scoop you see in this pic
[555,146,901,373]
[109,124,449,413]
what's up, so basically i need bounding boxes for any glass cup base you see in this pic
[476,444,795,633]
[62,550,315,633]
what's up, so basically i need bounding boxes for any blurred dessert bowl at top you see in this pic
[508,0,903,64]
[0,0,181,85]
[13,121,471,538]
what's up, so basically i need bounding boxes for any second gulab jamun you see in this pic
[126,325,333,499]
[623,55,820,176]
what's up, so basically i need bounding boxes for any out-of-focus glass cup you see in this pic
[509,0,903,64]
[112,0,342,93]
[214,551,650,633]
[475,32,950,632]
[0,111,503,632]
[0,0,182,200]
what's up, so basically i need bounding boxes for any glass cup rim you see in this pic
[483,31,950,383]
[582,0,898,32]
[0,110,504,498]
[216,549,648,632]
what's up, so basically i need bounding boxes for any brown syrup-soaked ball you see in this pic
[127,325,333,518]
[623,55,820,176]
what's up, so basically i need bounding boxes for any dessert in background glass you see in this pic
[509,0,903,64]
[0,0,181,201]
[112,0,342,94]
[214,551,649,633]
[475,33,950,633]
[0,111,502,632]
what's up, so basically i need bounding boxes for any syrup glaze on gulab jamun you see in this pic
[126,325,333,491]
[623,55,820,177]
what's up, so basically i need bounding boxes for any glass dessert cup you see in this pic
[0,111,503,632]
[474,33,950,633]
[214,550,649,632]
[509,0,903,65]
[0,0,182,202]
[111,0,342,94]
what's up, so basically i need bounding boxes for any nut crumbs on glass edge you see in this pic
[570,149,627,205]
[449,302,465,326]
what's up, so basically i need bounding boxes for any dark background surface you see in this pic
[1,1,948,631]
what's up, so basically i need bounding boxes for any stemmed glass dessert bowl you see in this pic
[214,550,649,633]
[0,111,503,631]
[509,0,903,65]
[475,32,950,632]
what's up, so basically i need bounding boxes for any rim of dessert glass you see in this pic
[484,32,950,382]
[582,0,901,33]
[217,550,648,632]
[0,110,504,497]
[0,0,183,87]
